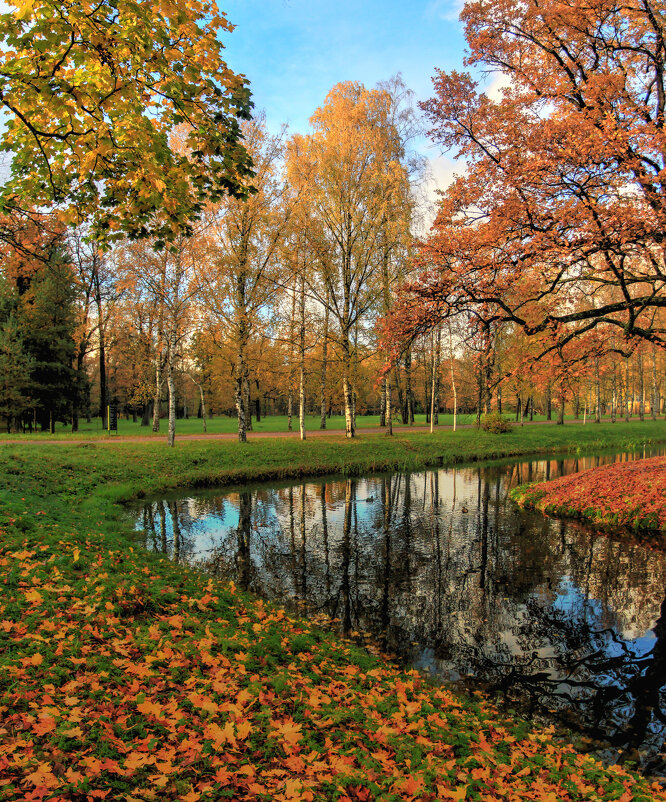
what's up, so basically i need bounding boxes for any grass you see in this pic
[2,411,580,438]
[1,422,666,800]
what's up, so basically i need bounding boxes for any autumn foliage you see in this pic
[2,492,666,800]
[513,456,666,532]
[401,0,666,361]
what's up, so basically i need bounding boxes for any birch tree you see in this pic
[200,115,295,442]
[288,81,413,437]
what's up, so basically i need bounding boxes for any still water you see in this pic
[131,448,666,774]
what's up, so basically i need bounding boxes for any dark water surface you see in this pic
[131,447,666,774]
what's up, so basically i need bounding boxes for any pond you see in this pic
[130,447,666,775]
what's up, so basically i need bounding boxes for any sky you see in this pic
[218,0,471,210]
[220,0,466,133]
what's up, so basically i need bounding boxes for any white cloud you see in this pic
[483,71,513,102]
[417,154,466,231]
[425,0,465,23]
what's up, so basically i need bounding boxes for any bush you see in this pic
[480,412,513,433]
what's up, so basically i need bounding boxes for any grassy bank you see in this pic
[512,455,666,533]
[0,412,479,439]
[1,423,666,800]
[0,411,620,439]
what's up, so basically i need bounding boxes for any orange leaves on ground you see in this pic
[203,721,237,749]
[270,717,303,750]
[20,653,43,667]
[32,714,57,736]
[516,456,666,532]
[23,589,43,605]
[187,691,219,715]
[124,751,155,771]
[3,531,666,802]
[24,762,58,790]
[136,698,163,719]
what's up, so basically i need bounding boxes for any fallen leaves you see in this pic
[513,456,666,532]
[2,521,666,801]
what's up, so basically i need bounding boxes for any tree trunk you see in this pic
[594,359,601,423]
[625,358,631,422]
[638,353,645,421]
[189,377,207,433]
[379,376,386,427]
[287,284,296,432]
[394,365,404,424]
[434,325,441,425]
[652,347,658,421]
[299,271,306,441]
[244,374,252,431]
[385,376,393,436]
[96,294,107,428]
[167,332,176,447]
[152,355,163,432]
[476,355,483,428]
[557,389,565,424]
[404,348,414,424]
[342,333,355,438]
[430,331,437,434]
[320,292,329,430]
[611,366,617,423]
[545,384,552,421]
[352,321,358,433]
[235,321,249,443]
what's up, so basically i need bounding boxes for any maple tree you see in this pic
[0,0,254,242]
[406,0,666,364]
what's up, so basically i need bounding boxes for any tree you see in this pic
[288,81,414,437]
[0,297,33,431]
[412,0,666,357]
[200,115,294,442]
[0,0,254,242]
[118,234,200,445]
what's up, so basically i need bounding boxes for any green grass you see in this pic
[1,422,666,800]
[2,410,571,438]
[2,421,664,538]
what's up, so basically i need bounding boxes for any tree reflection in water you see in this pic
[134,448,666,774]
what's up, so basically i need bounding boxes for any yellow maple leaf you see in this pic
[137,699,162,718]
[14,0,35,20]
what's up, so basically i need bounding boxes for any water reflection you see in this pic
[134,448,666,773]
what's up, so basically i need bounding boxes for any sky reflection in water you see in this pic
[132,448,666,774]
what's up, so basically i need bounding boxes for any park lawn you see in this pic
[512,455,666,532]
[1,422,666,801]
[3,411,557,439]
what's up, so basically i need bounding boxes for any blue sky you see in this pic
[220,0,466,135]
[218,1,470,215]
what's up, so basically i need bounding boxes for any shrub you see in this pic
[480,412,513,433]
